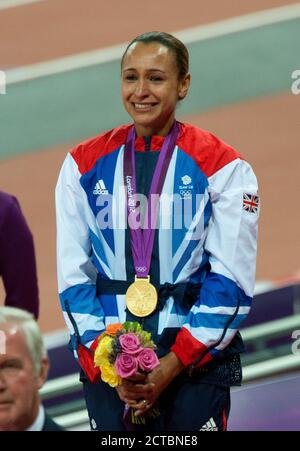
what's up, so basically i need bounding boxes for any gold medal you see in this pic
[125,275,158,317]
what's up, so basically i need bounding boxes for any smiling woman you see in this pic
[55,31,260,431]
[121,32,190,137]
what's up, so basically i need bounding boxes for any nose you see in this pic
[134,79,149,98]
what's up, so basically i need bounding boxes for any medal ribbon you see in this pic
[124,121,179,278]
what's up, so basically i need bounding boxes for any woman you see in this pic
[55,32,259,431]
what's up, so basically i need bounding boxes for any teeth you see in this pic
[134,103,153,109]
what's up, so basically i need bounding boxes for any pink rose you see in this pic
[115,353,138,378]
[119,333,142,355]
[137,348,159,372]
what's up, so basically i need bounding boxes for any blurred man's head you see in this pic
[0,307,49,431]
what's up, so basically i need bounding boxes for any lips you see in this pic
[132,103,157,112]
[0,400,13,406]
[0,403,12,411]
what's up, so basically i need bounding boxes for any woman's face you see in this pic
[121,42,190,136]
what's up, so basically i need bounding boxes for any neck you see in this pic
[135,115,175,137]
[21,395,41,431]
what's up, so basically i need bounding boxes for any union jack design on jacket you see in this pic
[55,121,259,381]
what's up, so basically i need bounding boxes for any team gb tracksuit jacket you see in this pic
[55,121,259,383]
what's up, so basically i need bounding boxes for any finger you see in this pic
[126,373,147,383]
[129,383,154,394]
[125,397,148,409]
[122,378,152,389]
[134,399,151,410]
[122,389,150,402]
[125,398,144,409]
[118,393,126,402]
[122,382,155,397]
[116,388,126,402]
[134,401,152,417]
[124,398,136,406]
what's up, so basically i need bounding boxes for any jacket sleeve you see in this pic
[171,158,259,368]
[55,153,104,382]
[0,195,39,318]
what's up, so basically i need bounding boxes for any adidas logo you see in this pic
[199,417,218,431]
[93,179,109,195]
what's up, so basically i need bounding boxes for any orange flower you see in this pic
[106,323,123,335]
[98,323,123,341]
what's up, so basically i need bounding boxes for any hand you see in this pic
[116,372,155,405]
[116,352,183,417]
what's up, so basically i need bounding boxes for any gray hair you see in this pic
[0,307,47,375]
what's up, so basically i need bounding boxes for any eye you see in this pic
[149,76,163,82]
[2,363,18,371]
[0,360,22,372]
[124,74,137,81]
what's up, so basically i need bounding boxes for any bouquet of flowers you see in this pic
[94,321,160,426]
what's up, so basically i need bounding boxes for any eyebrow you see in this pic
[123,68,166,73]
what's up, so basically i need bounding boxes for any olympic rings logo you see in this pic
[179,189,192,198]
[136,266,147,272]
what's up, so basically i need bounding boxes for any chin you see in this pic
[132,112,158,123]
[0,416,12,431]
[133,113,165,129]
